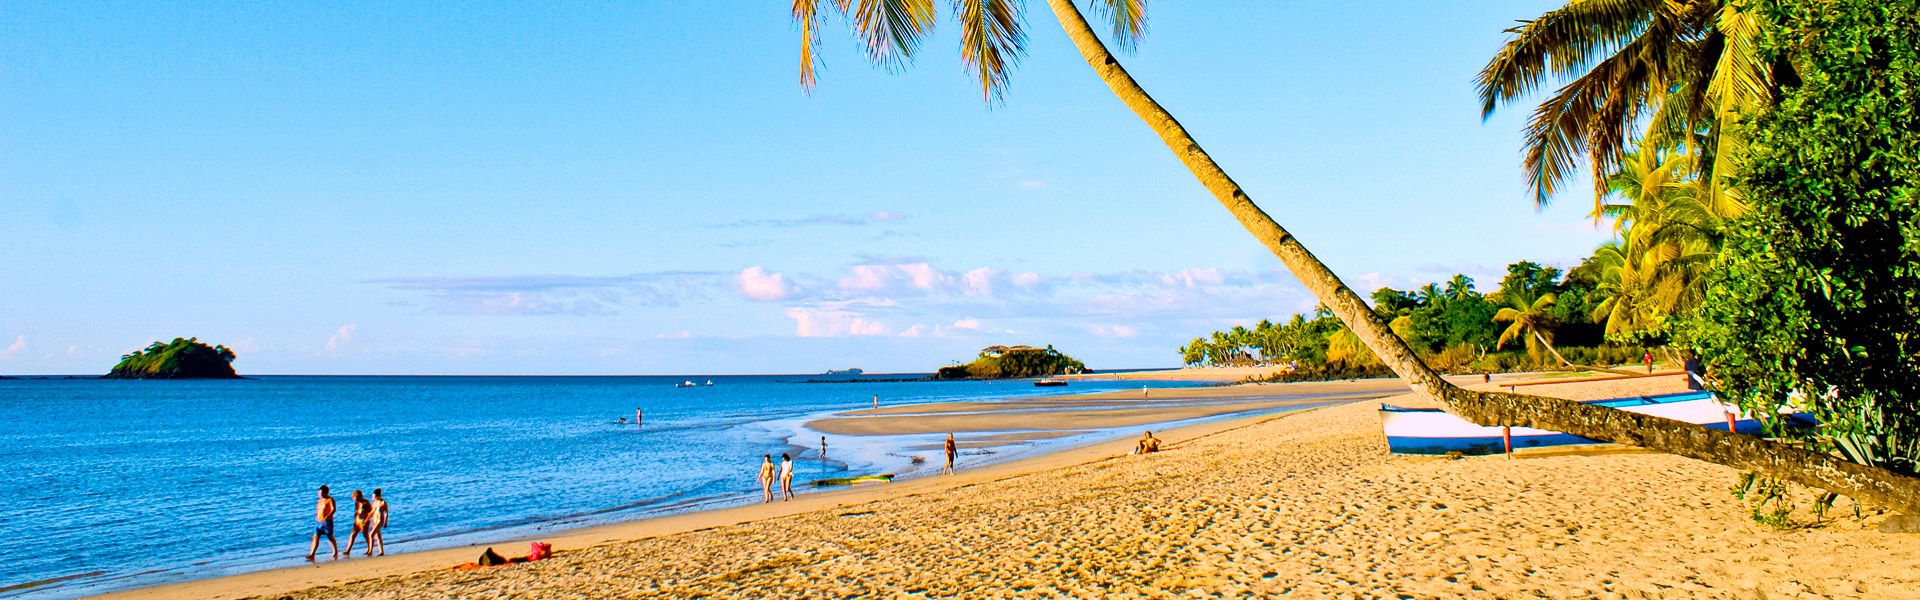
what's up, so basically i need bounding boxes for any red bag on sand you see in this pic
[529,542,553,561]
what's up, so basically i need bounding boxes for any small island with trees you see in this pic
[935,345,1088,380]
[106,338,240,379]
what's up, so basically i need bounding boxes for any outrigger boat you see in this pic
[1378,390,1813,455]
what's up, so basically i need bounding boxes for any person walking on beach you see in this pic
[820,436,828,460]
[305,485,339,561]
[367,488,388,556]
[872,394,878,410]
[779,453,796,501]
[344,489,373,556]
[758,454,776,503]
[1644,351,1655,373]
[942,433,957,475]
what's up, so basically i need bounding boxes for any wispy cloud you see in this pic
[324,325,356,352]
[709,211,909,229]
[372,272,724,316]
[0,335,24,359]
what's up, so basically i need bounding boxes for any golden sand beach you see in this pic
[113,374,1920,599]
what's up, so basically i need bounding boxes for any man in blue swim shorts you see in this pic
[306,485,339,561]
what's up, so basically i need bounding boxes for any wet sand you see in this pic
[113,373,1920,599]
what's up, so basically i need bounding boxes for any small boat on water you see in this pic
[1033,378,1067,387]
[1378,390,1812,455]
[675,380,698,388]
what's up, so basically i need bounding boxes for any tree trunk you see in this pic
[1531,330,1574,368]
[1041,0,1920,513]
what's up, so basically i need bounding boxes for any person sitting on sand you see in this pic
[344,489,373,556]
[306,485,339,561]
[942,433,958,475]
[367,488,388,556]
[758,454,776,503]
[779,453,796,501]
[1136,431,1161,454]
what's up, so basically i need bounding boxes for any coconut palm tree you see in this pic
[1493,290,1571,366]
[787,0,1920,511]
[1476,0,1770,215]
[1444,274,1477,302]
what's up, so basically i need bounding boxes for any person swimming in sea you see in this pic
[305,485,339,561]
[942,433,957,475]
[779,453,796,501]
[758,454,777,503]
[366,488,388,556]
[344,489,373,556]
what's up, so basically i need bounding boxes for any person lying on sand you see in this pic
[758,454,776,503]
[306,485,339,561]
[367,488,388,556]
[344,489,372,556]
[1136,431,1161,454]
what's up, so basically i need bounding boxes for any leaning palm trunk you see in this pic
[1042,0,1920,513]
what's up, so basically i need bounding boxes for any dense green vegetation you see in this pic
[1475,0,1920,519]
[1682,0,1920,480]
[106,338,239,379]
[1180,261,1646,380]
[935,345,1087,380]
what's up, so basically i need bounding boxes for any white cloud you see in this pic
[737,266,790,301]
[952,318,981,330]
[1011,272,1043,287]
[1160,268,1225,288]
[1015,179,1050,190]
[869,211,907,222]
[963,268,998,296]
[0,335,24,359]
[657,331,692,339]
[325,325,357,352]
[839,265,891,292]
[1090,325,1139,338]
[897,262,950,290]
[899,324,925,337]
[786,305,891,338]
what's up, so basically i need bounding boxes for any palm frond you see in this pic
[795,0,834,92]
[1475,0,1661,118]
[957,0,1027,103]
[850,0,939,70]
[1085,0,1147,51]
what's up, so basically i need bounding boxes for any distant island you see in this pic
[106,337,239,379]
[934,345,1088,380]
[822,367,863,376]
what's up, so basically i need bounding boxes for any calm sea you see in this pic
[0,374,1213,598]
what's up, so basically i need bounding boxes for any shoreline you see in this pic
[107,384,1378,600]
[103,378,1420,600]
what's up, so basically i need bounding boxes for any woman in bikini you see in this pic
[779,453,796,501]
[343,489,373,556]
[366,488,388,556]
[758,454,777,503]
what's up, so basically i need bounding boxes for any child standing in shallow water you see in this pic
[758,454,776,503]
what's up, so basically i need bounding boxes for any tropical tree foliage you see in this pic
[106,337,239,379]
[1477,0,1772,213]
[1682,0,1920,477]
[1181,262,1637,378]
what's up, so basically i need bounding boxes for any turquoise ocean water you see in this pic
[0,374,1230,598]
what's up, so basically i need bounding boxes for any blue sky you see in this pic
[0,1,1611,375]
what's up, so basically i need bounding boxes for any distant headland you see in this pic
[933,345,1088,380]
[105,337,240,379]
